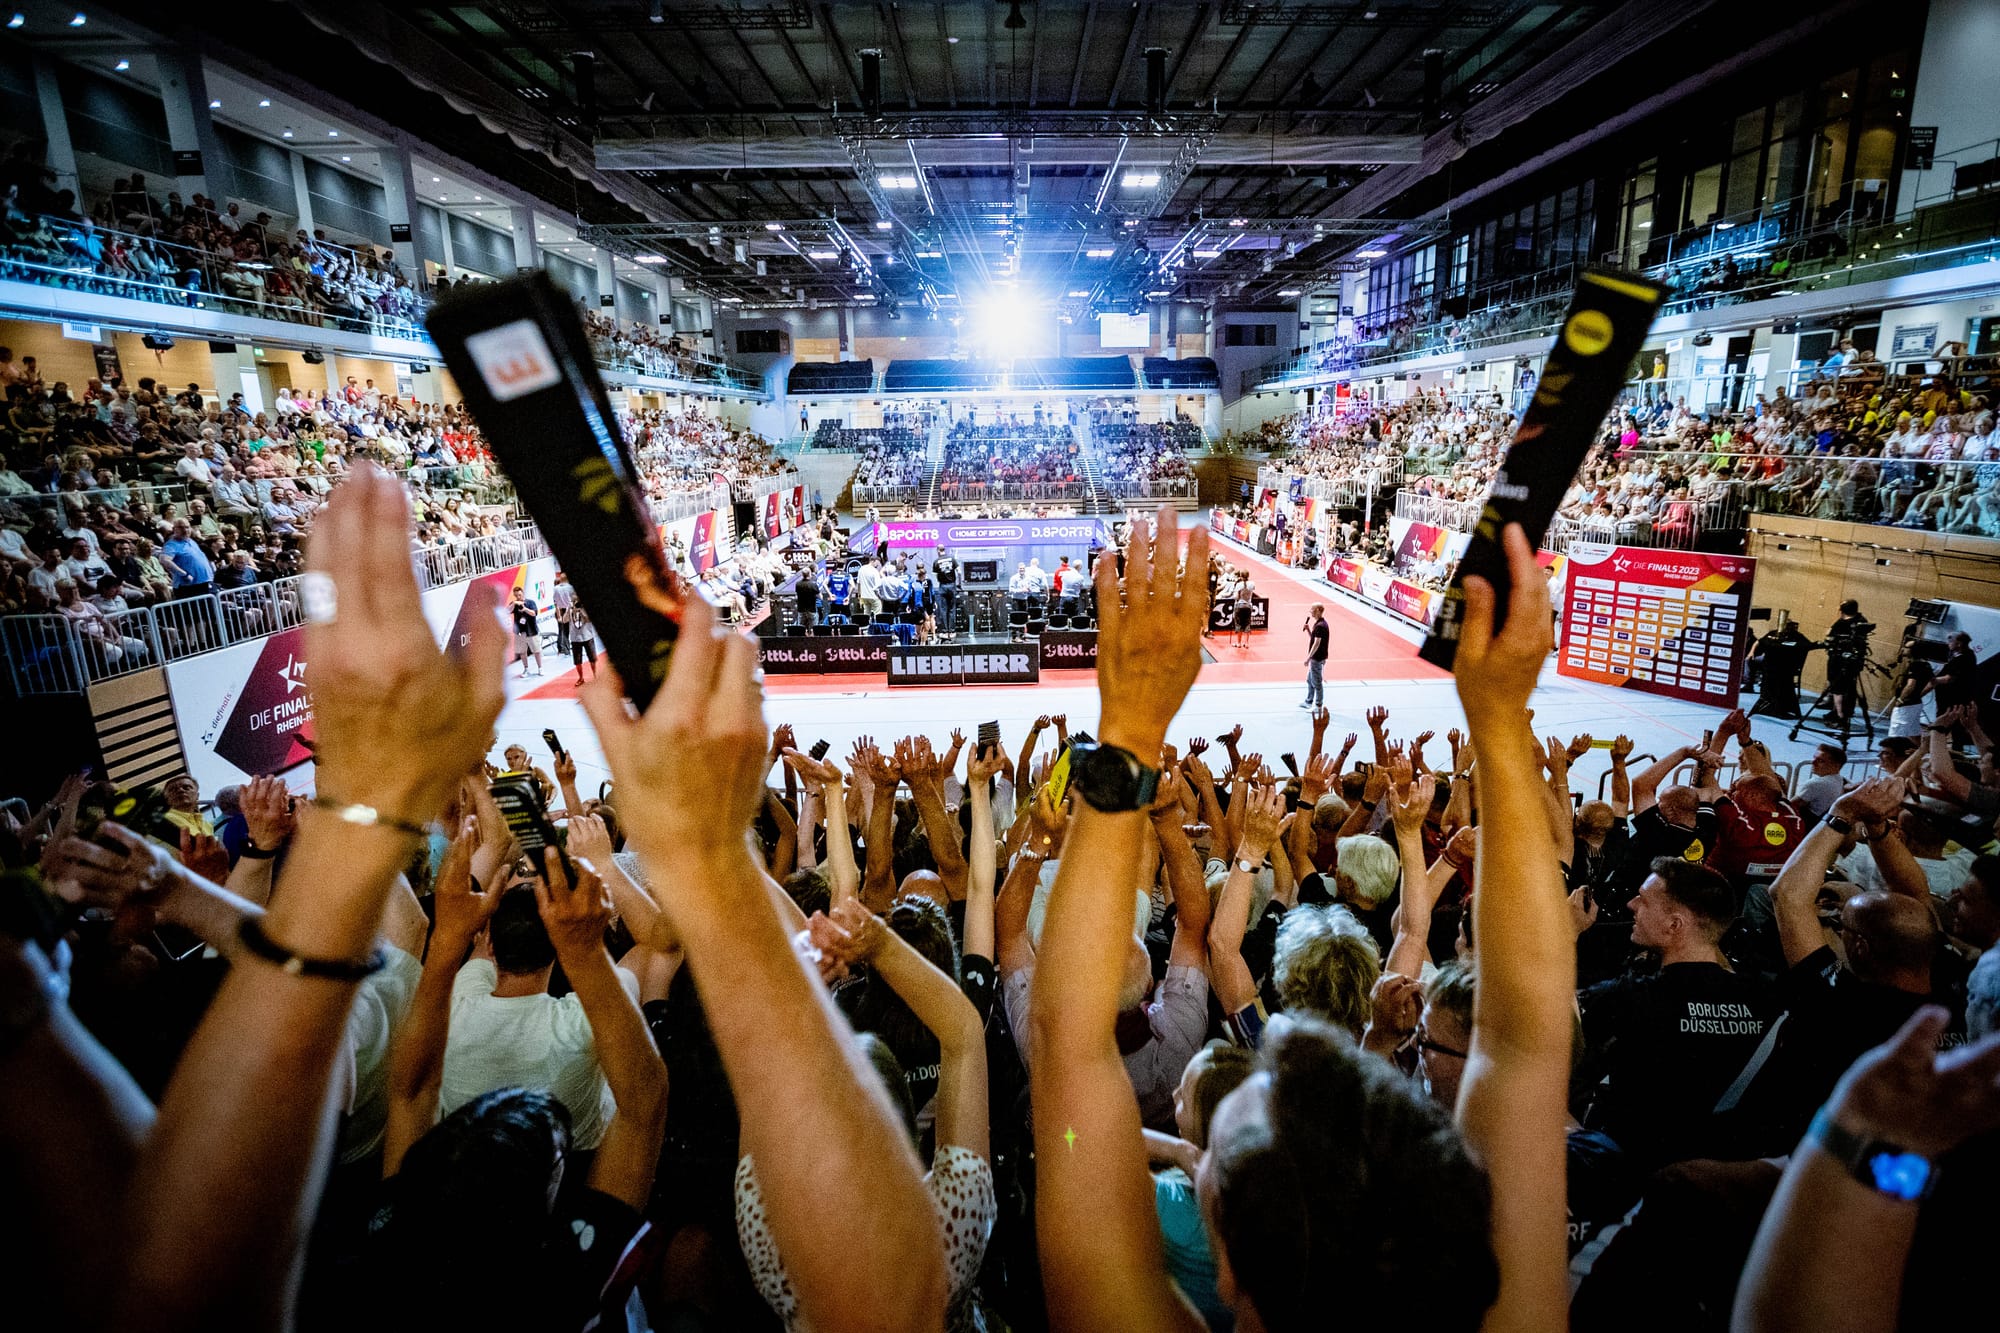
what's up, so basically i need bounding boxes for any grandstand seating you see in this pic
[787,360,876,395]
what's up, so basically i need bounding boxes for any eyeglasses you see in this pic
[1415,1028,1469,1061]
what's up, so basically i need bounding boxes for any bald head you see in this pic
[1842,891,1940,984]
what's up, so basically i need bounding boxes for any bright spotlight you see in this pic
[971,288,1039,357]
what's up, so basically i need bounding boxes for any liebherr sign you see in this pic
[887,645,1040,685]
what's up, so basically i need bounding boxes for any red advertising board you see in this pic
[762,484,808,539]
[1557,543,1756,705]
[689,511,720,573]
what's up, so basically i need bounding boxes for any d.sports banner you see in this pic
[1557,543,1755,704]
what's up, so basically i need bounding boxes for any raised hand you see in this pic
[1299,752,1338,805]
[1310,706,1331,734]
[771,723,798,762]
[579,596,771,884]
[1566,886,1600,936]
[179,830,230,884]
[566,811,617,867]
[1185,735,1210,759]
[39,821,177,928]
[1363,763,1391,804]
[1822,1007,2000,1158]
[1032,714,1052,733]
[306,462,506,829]
[1181,753,1215,791]
[1029,779,1070,848]
[1387,753,1414,787]
[784,748,844,791]
[553,748,578,786]
[240,774,296,853]
[1235,752,1264,782]
[967,746,1006,784]
[1831,775,1906,827]
[1389,774,1437,837]
[532,848,612,960]
[1238,783,1285,858]
[1447,727,1465,763]
[1566,734,1594,762]
[1339,731,1358,753]
[1610,734,1634,762]
[1453,523,1552,728]
[1219,723,1244,749]
[1366,705,1390,733]
[1367,972,1424,1042]
[431,816,506,945]
[825,898,890,966]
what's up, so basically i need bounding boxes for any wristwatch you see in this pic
[1235,858,1260,875]
[1068,742,1160,813]
[1808,1108,1937,1202]
[1823,814,1855,838]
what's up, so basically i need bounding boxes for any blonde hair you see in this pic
[1273,904,1382,1038]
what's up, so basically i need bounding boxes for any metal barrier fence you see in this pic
[851,484,922,507]
[3,520,552,695]
[1100,477,1198,501]
[933,480,1090,502]
[737,469,806,500]
[6,482,191,521]
[647,484,734,524]
[1254,463,1403,510]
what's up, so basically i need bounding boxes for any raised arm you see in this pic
[1734,1009,2000,1333]
[1631,744,1696,814]
[535,851,668,1211]
[788,751,861,909]
[112,465,507,1332]
[1016,714,1050,798]
[1383,774,1440,980]
[861,744,900,912]
[1030,506,1208,1333]
[1608,734,1634,818]
[964,748,1006,965]
[383,820,501,1177]
[582,598,946,1333]
[827,900,989,1159]
[1207,783,1280,1016]
[1450,523,1574,1333]
[903,737,968,900]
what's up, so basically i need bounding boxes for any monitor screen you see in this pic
[962,559,1000,585]
[1098,312,1151,348]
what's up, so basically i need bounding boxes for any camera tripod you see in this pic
[1790,671,1876,745]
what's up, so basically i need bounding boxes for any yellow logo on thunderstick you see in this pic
[1563,310,1615,357]
[572,457,623,514]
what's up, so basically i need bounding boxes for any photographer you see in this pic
[1821,601,1874,738]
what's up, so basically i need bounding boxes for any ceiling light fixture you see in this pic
[874,220,893,230]
[68,12,85,27]
[114,59,129,70]
[281,128,293,138]
[649,0,664,20]
[1229,217,1247,226]
[1192,249,1221,259]
[1086,247,1115,258]
[878,174,918,190]
[1356,248,1388,259]
[327,130,339,137]
[1121,171,1160,188]
[807,250,839,260]
[340,155,350,162]
[1279,288,1302,296]
[1003,0,1026,31]
[1067,289,1091,297]
[635,254,667,264]
[259,98,271,107]
[7,15,25,30]
[208,99,222,109]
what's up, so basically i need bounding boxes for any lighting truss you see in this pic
[1217,2,1503,24]
[836,110,1227,140]
[505,2,814,32]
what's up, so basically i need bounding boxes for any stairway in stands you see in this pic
[919,416,947,511]
[1073,412,1114,515]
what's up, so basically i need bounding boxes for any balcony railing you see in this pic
[1,212,767,394]
[0,214,424,338]
[1249,183,2000,395]
[1099,476,1198,501]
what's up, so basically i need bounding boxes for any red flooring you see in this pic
[518,528,1440,702]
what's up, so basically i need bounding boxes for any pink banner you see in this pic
[1558,544,1755,705]
[689,511,720,574]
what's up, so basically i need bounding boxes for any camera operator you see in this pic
[1821,600,1874,738]
[1747,620,1813,719]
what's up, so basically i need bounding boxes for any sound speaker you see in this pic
[141,333,175,351]
[301,350,325,365]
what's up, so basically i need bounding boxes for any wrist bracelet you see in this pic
[239,843,278,860]
[309,796,431,839]
[237,916,386,981]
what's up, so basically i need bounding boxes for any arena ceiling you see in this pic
[62,1,1741,312]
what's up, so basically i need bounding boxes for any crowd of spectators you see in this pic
[621,405,791,504]
[1092,417,1199,490]
[0,150,424,335]
[0,364,516,659]
[937,421,1078,496]
[7,488,1997,1333]
[581,311,753,390]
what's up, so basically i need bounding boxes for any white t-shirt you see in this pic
[330,945,423,1165]
[1837,844,1978,901]
[176,456,216,486]
[441,957,637,1149]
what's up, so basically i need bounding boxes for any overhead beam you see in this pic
[1105,1,1149,110]
[1068,2,1097,108]
[879,2,922,111]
